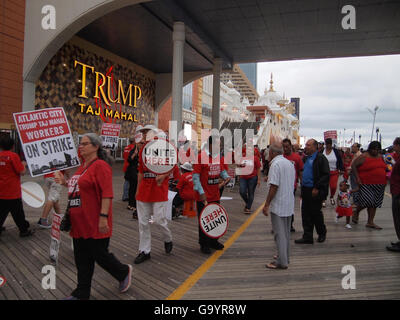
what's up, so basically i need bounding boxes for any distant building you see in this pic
[290,97,300,119]
[221,64,259,105]
[246,74,300,149]
[238,63,257,89]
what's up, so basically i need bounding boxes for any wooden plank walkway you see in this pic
[1,162,399,300]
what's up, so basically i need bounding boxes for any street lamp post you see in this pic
[376,127,379,141]
[359,134,361,144]
[367,106,379,143]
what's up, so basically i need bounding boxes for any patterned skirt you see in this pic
[357,184,385,208]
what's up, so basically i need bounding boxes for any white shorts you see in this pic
[45,177,62,202]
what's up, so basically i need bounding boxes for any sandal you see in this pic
[366,224,382,230]
[244,208,251,214]
[265,261,287,270]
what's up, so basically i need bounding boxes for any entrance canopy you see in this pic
[76,0,400,74]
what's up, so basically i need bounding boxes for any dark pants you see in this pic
[0,199,30,233]
[291,188,297,229]
[239,176,258,210]
[128,176,138,208]
[72,237,129,300]
[301,187,327,241]
[173,193,184,208]
[392,194,400,241]
[197,200,221,248]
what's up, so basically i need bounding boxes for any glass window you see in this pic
[183,83,193,111]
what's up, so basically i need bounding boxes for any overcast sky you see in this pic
[257,54,400,149]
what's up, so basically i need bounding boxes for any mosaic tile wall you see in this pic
[35,38,155,138]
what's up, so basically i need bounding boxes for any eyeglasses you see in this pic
[79,142,92,146]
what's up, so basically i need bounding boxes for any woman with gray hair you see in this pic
[55,133,132,300]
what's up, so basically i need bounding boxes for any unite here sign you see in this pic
[13,107,80,177]
[199,203,229,239]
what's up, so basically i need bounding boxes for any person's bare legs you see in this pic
[41,201,53,220]
[366,207,382,229]
[352,206,365,223]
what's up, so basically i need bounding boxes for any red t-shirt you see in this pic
[177,172,196,201]
[193,152,227,202]
[68,160,113,239]
[123,143,135,172]
[358,157,387,185]
[284,152,304,185]
[238,156,261,179]
[136,146,176,202]
[0,151,25,199]
[169,165,181,181]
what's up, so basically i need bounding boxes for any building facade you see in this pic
[247,74,300,149]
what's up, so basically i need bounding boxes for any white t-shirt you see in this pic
[267,155,295,217]
[323,149,337,171]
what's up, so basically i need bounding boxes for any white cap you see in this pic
[180,162,193,171]
[137,124,157,132]
[135,125,144,133]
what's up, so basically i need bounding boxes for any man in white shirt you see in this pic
[263,142,296,269]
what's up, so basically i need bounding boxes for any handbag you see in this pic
[60,159,97,232]
[60,183,77,232]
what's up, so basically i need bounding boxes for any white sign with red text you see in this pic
[199,203,229,239]
[142,138,178,175]
[13,108,80,177]
[49,212,64,264]
[101,123,121,150]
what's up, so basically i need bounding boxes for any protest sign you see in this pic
[142,138,178,175]
[199,203,229,239]
[21,181,45,208]
[100,123,121,150]
[13,108,80,177]
[50,212,64,264]
[324,130,338,146]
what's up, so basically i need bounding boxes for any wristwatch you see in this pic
[100,213,109,218]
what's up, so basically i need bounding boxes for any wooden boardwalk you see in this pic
[1,162,400,300]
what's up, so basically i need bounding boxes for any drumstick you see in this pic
[21,187,43,202]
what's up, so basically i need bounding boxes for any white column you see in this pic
[171,21,185,144]
[23,81,35,112]
[212,58,222,129]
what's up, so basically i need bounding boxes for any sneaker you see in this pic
[119,264,133,293]
[164,241,173,254]
[200,245,211,254]
[19,229,34,237]
[322,202,326,208]
[386,245,400,252]
[295,238,314,244]
[134,252,150,264]
[345,224,352,229]
[317,234,326,243]
[210,241,224,250]
[38,218,52,229]
[335,216,339,223]
[330,198,335,206]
